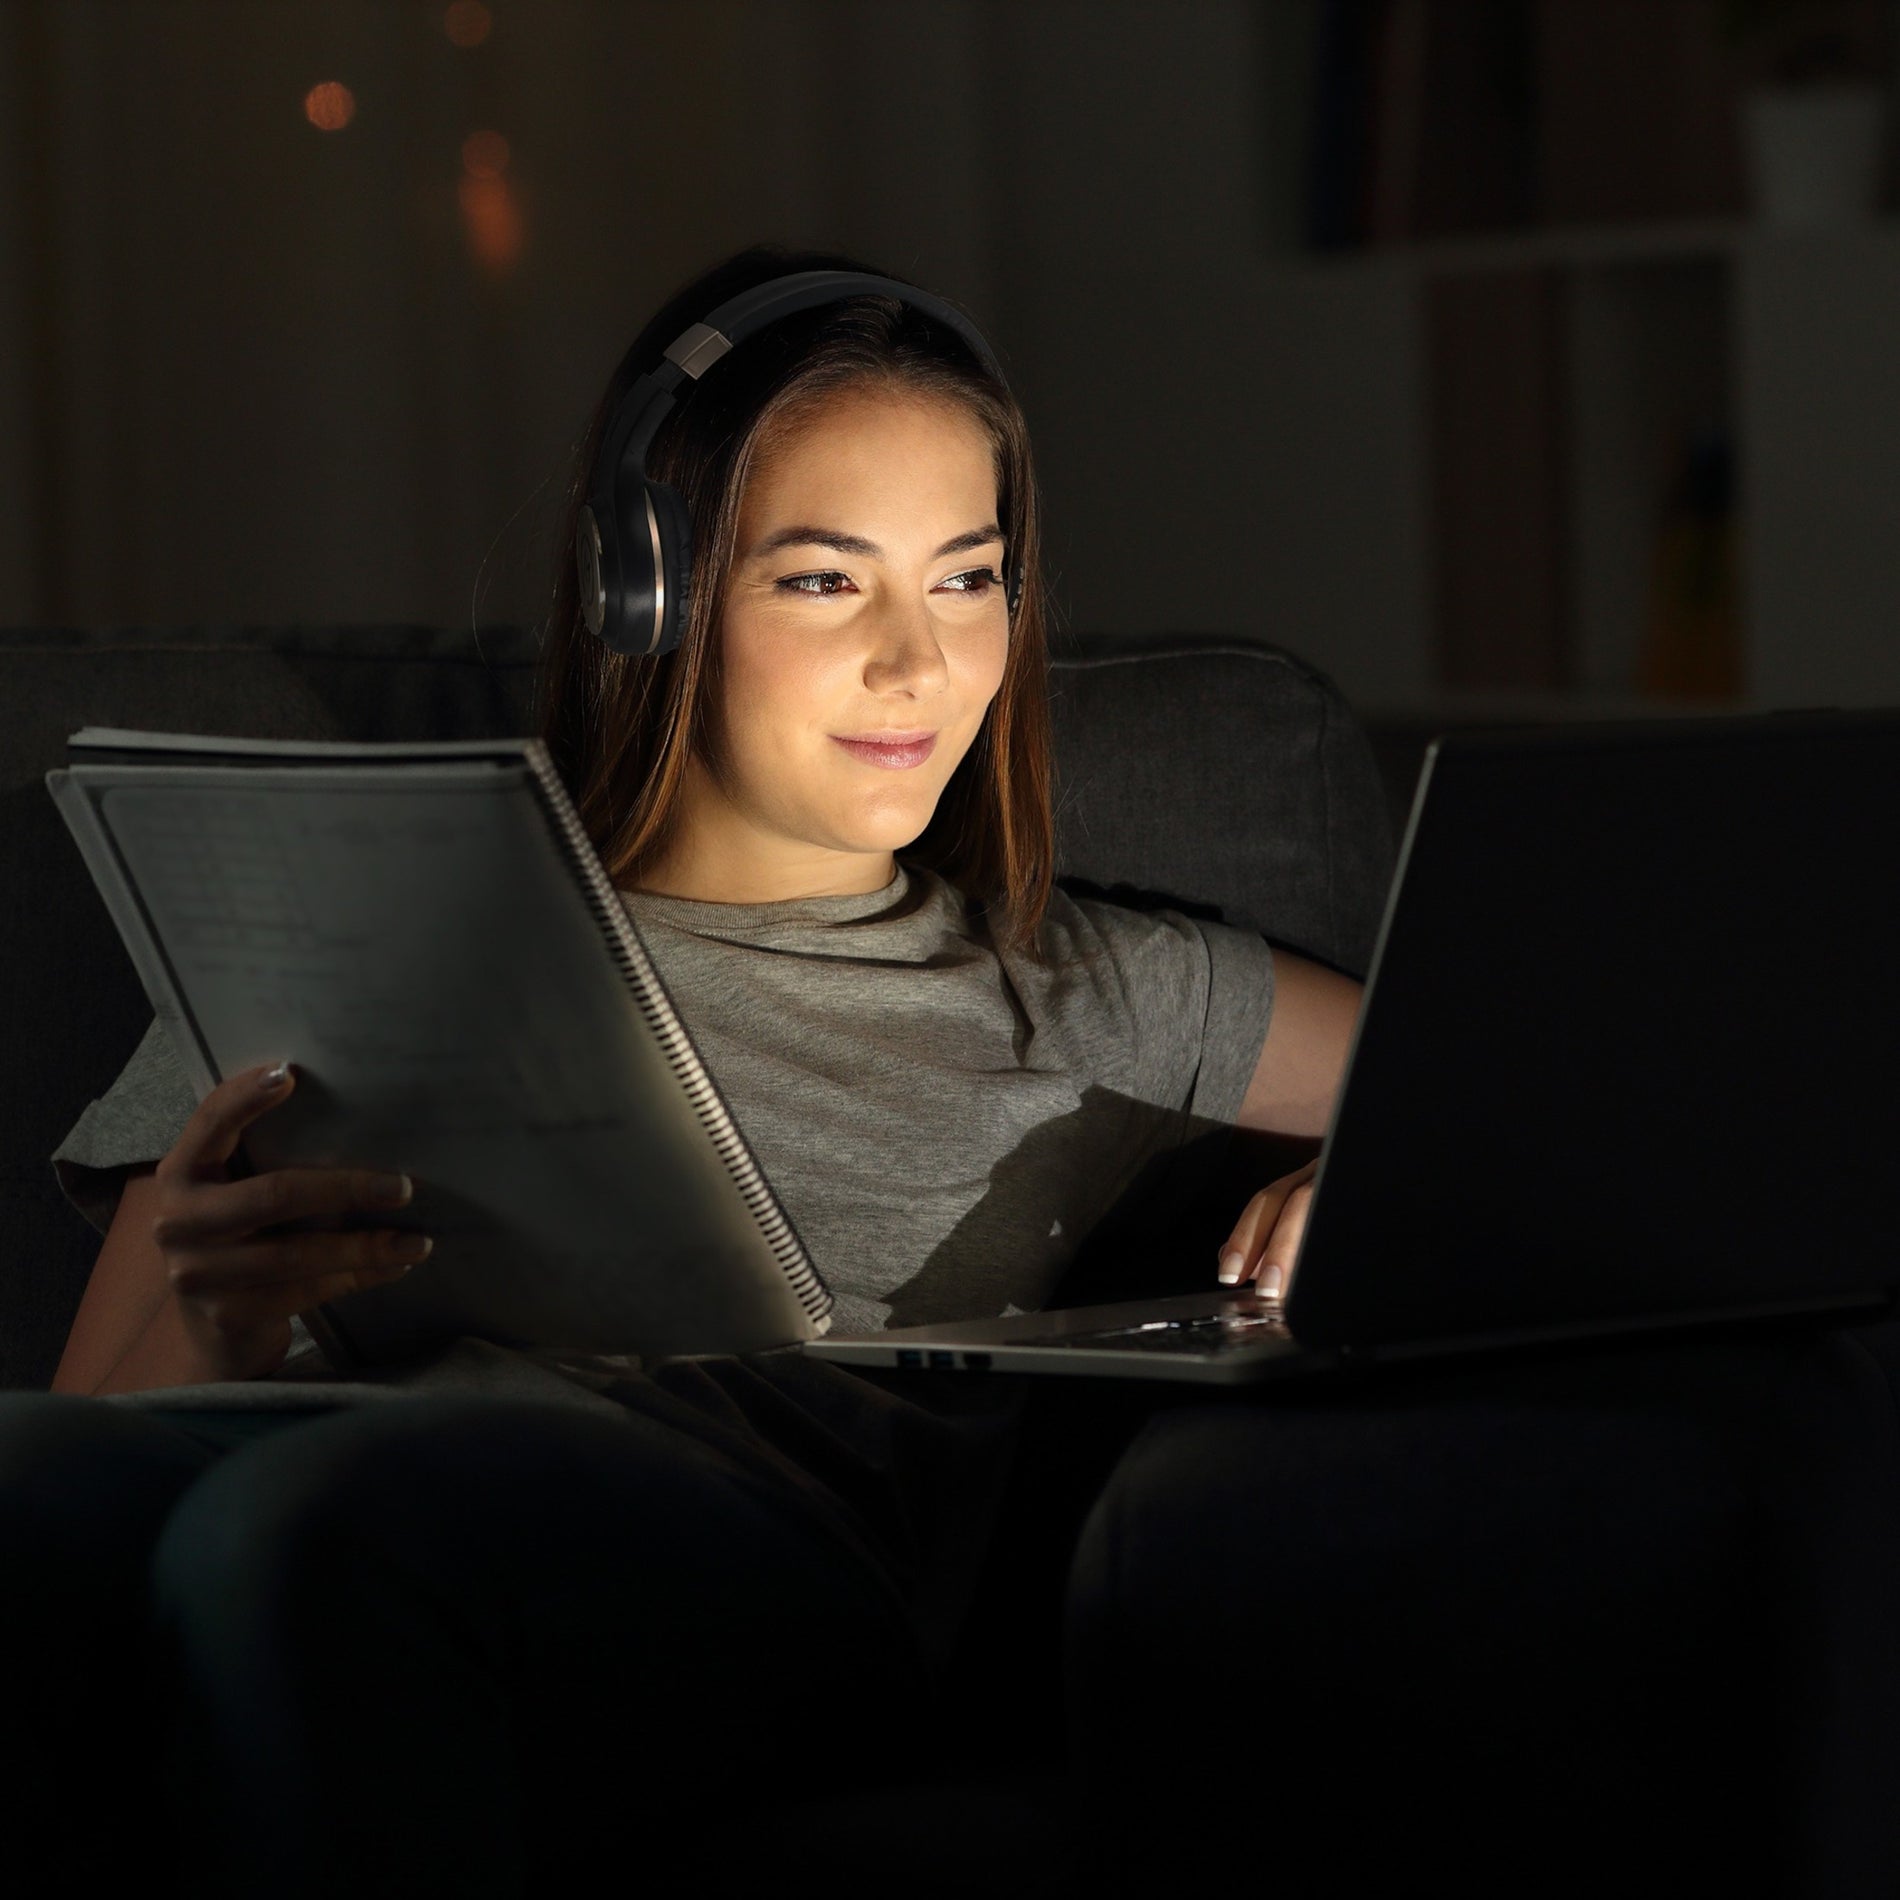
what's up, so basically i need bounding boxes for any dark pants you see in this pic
[6,1324,1900,1899]
[0,1390,930,1900]
[1065,1321,1900,1899]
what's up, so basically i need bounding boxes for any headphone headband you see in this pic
[577,270,1022,658]
[678,271,1008,382]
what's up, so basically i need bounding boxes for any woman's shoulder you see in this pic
[1032,878,1215,965]
[1018,881,1277,1110]
[902,864,1222,1009]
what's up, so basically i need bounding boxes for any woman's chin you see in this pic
[825,789,948,853]
[827,821,934,859]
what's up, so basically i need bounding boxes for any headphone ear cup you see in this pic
[645,481,694,657]
[590,472,658,657]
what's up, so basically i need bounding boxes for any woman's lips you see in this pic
[830,731,939,770]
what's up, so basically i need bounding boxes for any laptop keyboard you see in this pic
[1032,1306,1290,1354]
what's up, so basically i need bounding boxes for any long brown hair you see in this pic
[530,244,1055,954]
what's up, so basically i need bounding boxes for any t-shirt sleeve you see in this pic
[1026,889,1276,1128]
[49,1015,199,1238]
[1188,916,1279,1124]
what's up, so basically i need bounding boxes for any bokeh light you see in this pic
[458,171,525,275]
[444,2,493,49]
[461,129,510,179]
[303,81,356,132]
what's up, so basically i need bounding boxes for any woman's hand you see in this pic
[1216,1158,1319,1301]
[150,1060,432,1382]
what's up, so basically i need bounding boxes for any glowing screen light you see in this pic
[444,1,493,48]
[303,81,356,131]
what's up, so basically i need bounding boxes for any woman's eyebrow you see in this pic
[745,523,1004,562]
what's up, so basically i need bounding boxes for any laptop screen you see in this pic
[1286,712,1900,1352]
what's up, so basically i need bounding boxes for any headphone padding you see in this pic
[645,480,695,657]
[594,458,658,658]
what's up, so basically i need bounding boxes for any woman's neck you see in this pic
[635,807,897,906]
[635,849,899,905]
[632,751,901,905]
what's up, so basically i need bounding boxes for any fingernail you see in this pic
[380,1173,414,1206]
[260,1061,291,1090]
[1218,1249,1246,1284]
[1259,1265,1284,1299]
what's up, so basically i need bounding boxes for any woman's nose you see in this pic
[860,599,950,696]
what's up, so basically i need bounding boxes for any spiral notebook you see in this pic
[46,728,831,1370]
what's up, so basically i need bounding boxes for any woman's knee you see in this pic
[155,1392,765,1568]
[148,1391,922,1798]
[148,1396,620,1628]
[1065,1342,1893,1895]
[150,1392,903,1669]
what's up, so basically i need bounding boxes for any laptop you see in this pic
[805,711,1900,1384]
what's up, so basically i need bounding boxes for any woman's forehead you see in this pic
[745,384,995,496]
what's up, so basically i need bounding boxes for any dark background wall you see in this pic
[5,0,1900,720]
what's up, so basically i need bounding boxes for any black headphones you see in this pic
[575,269,1026,659]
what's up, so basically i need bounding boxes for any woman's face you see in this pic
[663,383,1010,900]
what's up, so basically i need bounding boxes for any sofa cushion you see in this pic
[1047,632,1392,974]
[0,625,1393,1389]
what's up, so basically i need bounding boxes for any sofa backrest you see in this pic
[0,625,1394,1388]
[1046,634,1394,966]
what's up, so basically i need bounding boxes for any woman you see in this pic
[9,244,1358,1896]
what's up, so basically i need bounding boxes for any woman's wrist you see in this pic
[90,1291,290,1394]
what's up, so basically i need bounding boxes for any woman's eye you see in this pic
[776,567,999,598]
[939,567,1000,595]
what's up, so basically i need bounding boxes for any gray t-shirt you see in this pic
[50,864,1274,1412]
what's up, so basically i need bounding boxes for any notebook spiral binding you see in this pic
[520,742,832,1331]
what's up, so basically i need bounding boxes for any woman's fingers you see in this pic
[184,1258,420,1337]
[1219,1183,1292,1285]
[152,1057,414,1251]
[158,1059,298,1185]
[166,1227,433,1299]
[145,1057,430,1383]
[1217,1161,1320,1296]
[153,1162,415,1250]
[1251,1178,1314,1299]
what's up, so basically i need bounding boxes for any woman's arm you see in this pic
[1234,949,1363,1140]
[49,1165,222,1395]
[55,1062,425,1395]
[52,1163,262,1395]
[1218,949,1364,1294]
